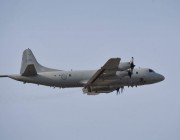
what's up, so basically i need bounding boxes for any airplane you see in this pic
[0,49,164,95]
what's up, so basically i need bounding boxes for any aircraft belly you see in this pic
[93,75,145,87]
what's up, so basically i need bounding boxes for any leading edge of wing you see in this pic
[84,58,120,88]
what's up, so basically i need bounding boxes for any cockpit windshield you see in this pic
[149,69,154,73]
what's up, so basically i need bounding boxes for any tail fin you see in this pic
[20,49,58,76]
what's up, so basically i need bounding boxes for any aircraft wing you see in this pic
[83,58,120,93]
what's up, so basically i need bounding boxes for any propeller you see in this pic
[130,57,135,70]
[128,57,135,78]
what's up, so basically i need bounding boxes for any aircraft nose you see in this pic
[158,74,165,82]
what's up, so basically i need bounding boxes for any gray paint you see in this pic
[0,49,164,95]
[0,0,179,140]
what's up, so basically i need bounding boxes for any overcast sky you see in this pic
[0,0,180,140]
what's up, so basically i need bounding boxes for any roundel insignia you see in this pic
[61,74,67,80]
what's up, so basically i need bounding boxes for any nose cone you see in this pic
[158,74,165,82]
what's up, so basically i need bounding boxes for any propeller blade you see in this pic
[130,57,135,70]
[128,69,132,78]
[128,57,135,78]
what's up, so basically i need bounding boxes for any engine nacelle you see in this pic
[118,62,131,71]
[116,71,129,78]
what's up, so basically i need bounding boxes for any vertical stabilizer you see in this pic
[20,49,58,76]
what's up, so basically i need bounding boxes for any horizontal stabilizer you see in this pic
[21,64,37,76]
[0,75,8,77]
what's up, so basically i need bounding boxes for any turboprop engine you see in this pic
[118,57,135,71]
[102,57,136,78]
[118,57,135,78]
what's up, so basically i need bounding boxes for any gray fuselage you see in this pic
[8,68,164,89]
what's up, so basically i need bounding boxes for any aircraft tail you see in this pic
[20,49,58,76]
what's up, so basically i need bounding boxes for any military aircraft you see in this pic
[0,49,164,95]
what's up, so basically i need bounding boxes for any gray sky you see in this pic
[0,0,180,140]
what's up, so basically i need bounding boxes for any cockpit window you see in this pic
[149,69,154,73]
